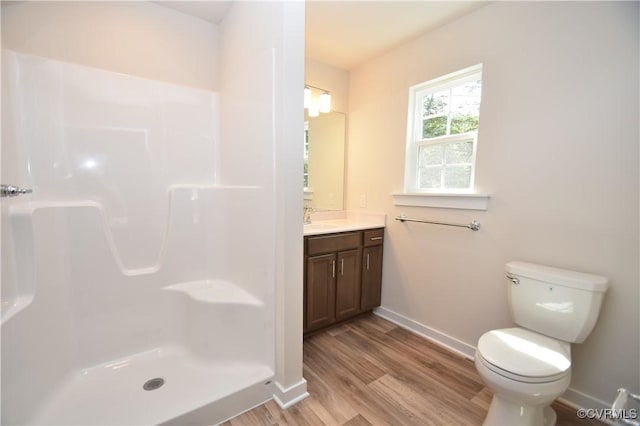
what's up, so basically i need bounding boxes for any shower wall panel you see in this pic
[2,50,218,271]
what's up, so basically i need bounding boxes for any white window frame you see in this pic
[394,64,489,210]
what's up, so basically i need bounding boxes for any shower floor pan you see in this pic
[31,345,274,425]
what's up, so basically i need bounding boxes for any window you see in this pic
[404,64,482,193]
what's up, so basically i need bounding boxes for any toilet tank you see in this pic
[506,261,609,343]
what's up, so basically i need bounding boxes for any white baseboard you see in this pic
[559,388,617,425]
[560,387,610,410]
[272,378,309,409]
[374,306,476,360]
[373,306,612,415]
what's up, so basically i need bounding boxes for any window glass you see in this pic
[405,64,482,192]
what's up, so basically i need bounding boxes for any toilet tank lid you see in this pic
[506,261,609,292]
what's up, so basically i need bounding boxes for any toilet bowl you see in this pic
[475,328,572,425]
[475,262,609,426]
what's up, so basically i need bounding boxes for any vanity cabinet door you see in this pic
[361,245,383,311]
[306,253,336,331]
[335,248,362,321]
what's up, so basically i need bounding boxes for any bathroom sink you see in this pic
[303,222,339,231]
[303,216,386,236]
[303,219,361,235]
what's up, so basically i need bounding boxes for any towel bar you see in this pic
[395,214,480,231]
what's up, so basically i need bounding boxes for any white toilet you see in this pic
[475,261,609,426]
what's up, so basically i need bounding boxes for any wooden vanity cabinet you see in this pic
[361,229,384,311]
[304,228,384,334]
[334,248,362,321]
[305,253,337,331]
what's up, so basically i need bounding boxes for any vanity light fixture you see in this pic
[308,104,320,117]
[304,84,331,115]
[319,91,331,113]
[304,86,312,109]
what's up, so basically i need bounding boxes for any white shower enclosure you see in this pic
[0,9,297,421]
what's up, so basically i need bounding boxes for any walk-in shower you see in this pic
[1,49,276,425]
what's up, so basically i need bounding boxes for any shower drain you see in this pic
[143,377,165,391]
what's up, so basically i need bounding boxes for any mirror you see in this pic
[304,111,345,211]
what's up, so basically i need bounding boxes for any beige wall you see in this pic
[1,1,219,91]
[218,0,307,404]
[218,1,307,400]
[305,57,349,113]
[348,1,639,405]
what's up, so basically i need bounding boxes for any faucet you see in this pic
[303,206,313,224]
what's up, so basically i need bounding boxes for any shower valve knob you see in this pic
[1,184,32,197]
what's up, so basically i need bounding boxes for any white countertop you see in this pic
[303,211,386,236]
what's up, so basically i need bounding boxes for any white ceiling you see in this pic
[305,1,486,70]
[154,1,486,70]
[153,1,232,23]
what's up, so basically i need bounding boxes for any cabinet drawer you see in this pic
[363,228,384,247]
[307,232,361,256]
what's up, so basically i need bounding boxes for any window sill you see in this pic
[391,192,489,210]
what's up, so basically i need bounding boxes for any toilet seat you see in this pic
[476,328,571,384]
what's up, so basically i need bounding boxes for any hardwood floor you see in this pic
[223,315,603,426]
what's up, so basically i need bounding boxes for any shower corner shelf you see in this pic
[163,279,263,306]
